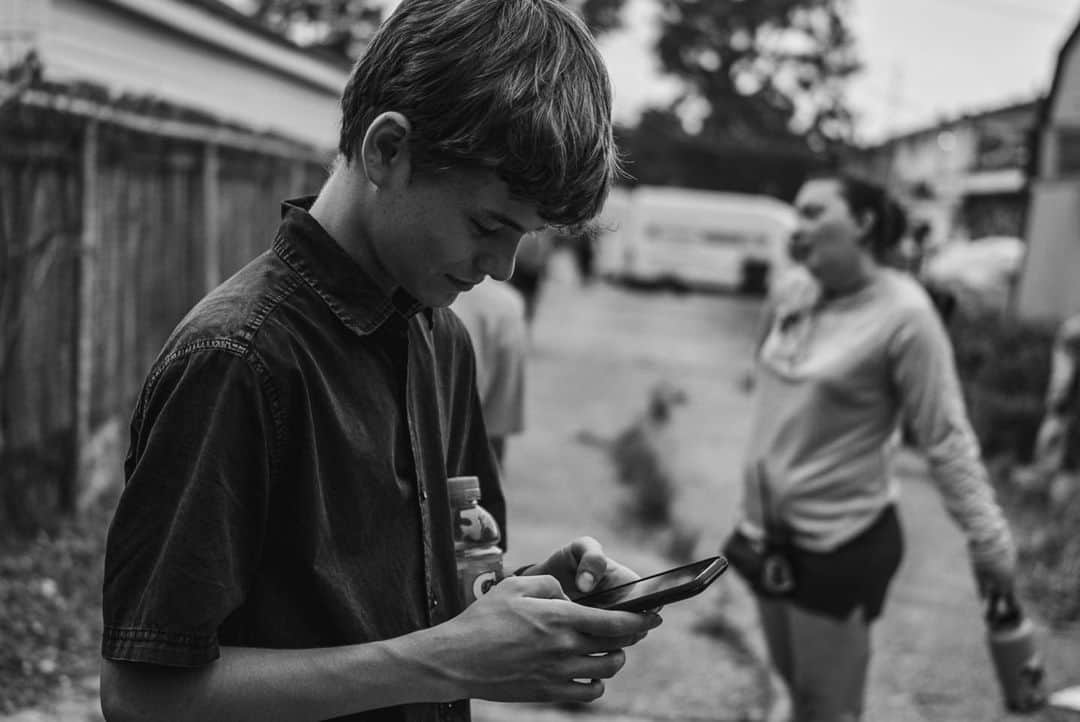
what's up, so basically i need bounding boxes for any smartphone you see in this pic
[572,556,728,612]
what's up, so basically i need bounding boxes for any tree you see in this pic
[653,0,860,150]
[230,0,857,150]
[577,0,630,35]
[243,0,384,59]
[615,108,822,199]
[233,0,627,61]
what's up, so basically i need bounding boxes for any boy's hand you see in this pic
[519,536,639,596]
[415,573,661,704]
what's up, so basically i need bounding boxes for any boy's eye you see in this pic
[471,220,500,237]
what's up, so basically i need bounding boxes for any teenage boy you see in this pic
[99,1,660,721]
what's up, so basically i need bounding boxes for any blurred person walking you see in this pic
[723,172,1017,722]
[451,278,528,466]
[507,228,553,323]
[1031,313,1080,502]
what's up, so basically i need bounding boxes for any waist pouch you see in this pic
[722,529,796,597]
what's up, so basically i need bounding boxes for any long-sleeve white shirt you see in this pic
[739,267,1014,574]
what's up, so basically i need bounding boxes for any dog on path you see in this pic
[575,381,688,527]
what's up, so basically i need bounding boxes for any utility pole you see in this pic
[882,61,905,193]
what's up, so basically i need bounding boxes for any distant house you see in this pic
[848,99,1039,248]
[1016,17,1080,323]
[1,0,350,150]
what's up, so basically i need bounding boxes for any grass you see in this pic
[0,494,112,715]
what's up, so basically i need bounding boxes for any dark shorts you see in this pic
[786,505,904,622]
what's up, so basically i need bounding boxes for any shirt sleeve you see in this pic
[102,348,276,667]
[480,306,527,437]
[888,304,1016,574]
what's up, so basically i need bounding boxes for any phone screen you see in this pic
[573,557,723,610]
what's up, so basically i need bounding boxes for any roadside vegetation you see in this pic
[949,312,1079,626]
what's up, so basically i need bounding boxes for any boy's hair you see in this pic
[811,171,908,261]
[339,0,619,229]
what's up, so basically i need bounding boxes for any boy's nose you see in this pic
[477,250,516,282]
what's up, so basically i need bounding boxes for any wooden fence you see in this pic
[0,85,330,532]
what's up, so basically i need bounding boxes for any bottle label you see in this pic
[458,552,504,606]
[472,570,500,600]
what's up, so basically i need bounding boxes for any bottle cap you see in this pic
[448,475,481,506]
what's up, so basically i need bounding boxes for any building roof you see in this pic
[1029,12,1080,178]
[32,0,352,148]
[152,0,352,69]
[97,0,352,94]
[1035,11,1080,133]
[859,97,1042,153]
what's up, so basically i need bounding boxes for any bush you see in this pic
[967,389,1045,464]
[949,313,1056,463]
[0,493,112,715]
[947,312,1080,625]
[992,471,1080,625]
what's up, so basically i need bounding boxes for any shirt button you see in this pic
[430,594,439,608]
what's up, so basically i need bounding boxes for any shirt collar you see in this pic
[273,197,433,335]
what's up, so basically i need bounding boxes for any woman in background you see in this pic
[725,172,1017,721]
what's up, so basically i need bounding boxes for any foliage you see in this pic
[947,312,1078,625]
[615,109,826,198]
[611,0,861,194]
[653,0,860,150]
[245,0,383,59]
[235,0,628,60]
[0,494,113,715]
[578,0,629,34]
[991,463,1080,626]
[948,313,1055,463]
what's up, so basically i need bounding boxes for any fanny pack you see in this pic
[722,529,797,597]
[725,461,796,597]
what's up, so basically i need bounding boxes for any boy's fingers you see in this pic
[565,604,662,637]
[548,679,605,703]
[568,537,610,593]
[505,574,568,600]
[559,649,627,680]
[579,631,650,654]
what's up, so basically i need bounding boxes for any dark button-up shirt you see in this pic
[102,198,504,722]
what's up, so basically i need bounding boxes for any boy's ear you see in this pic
[361,112,412,187]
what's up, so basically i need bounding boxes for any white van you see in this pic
[596,186,797,293]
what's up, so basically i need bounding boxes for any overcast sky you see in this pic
[597,0,1080,142]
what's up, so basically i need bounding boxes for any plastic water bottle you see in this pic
[985,591,1047,713]
[448,475,504,606]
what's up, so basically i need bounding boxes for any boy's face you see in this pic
[371,165,545,308]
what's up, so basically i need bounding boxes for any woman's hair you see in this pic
[338,0,620,230]
[811,172,908,260]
